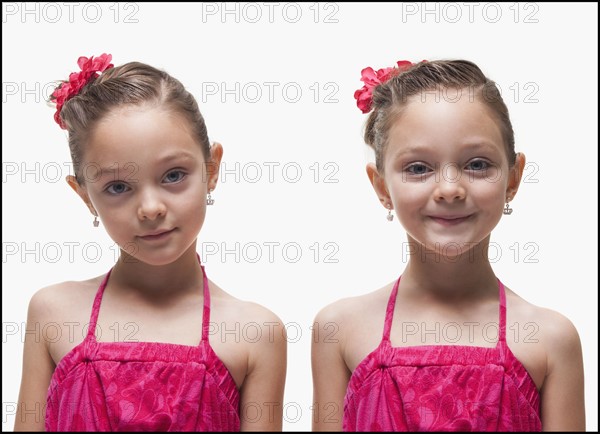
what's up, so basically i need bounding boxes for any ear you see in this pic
[366,162,391,208]
[66,175,97,216]
[506,152,526,201]
[206,142,223,191]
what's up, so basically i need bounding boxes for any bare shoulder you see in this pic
[530,304,582,361]
[209,281,286,345]
[504,286,582,379]
[310,287,394,432]
[505,287,585,429]
[208,281,287,397]
[505,287,581,347]
[28,275,106,364]
[208,286,287,429]
[237,299,286,341]
[314,285,390,328]
[28,275,103,322]
[312,284,392,369]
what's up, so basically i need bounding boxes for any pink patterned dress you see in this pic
[46,258,240,431]
[343,277,541,431]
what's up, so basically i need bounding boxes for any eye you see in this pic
[466,159,490,171]
[105,183,130,195]
[164,170,187,183]
[406,163,431,175]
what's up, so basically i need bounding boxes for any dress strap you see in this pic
[497,278,507,345]
[198,254,211,343]
[86,268,113,340]
[382,276,401,342]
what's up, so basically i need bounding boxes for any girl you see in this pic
[14,54,287,431]
[311,59,585,431]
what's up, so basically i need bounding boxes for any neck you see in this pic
[109,243,204,299]
[400,236,499,301]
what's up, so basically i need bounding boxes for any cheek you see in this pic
[188,200,208,239]
[470,177,507,208]
[97,210,135,249]
[181,182,208,223]
[388,176,430,208]
[188,198,206,221]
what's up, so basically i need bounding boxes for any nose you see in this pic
[434,163,466,203]
[137,189,167,221]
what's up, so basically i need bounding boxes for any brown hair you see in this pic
[54,62,210,184]
[364,60,516,173]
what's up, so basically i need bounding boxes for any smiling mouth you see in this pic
[429,215,472,226]
[139,229,176,240]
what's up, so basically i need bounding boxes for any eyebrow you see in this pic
[460,141,500,152]
[97,152,197,176]
[392,141,500,159]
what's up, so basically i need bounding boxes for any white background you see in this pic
[2,2,597,431]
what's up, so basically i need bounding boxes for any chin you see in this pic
[126,249,185,267]
[421,239,480,259]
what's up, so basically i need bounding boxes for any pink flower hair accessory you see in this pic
[354,60,419,114]
[51,53,114,129]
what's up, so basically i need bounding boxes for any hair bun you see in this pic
[354,60,418,114]
[50,53,114,129]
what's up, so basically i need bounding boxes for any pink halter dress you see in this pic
[46,257,240,431]
[343,276,541,431]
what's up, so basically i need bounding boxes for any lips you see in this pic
[428,214,473,226]
[138,228,175,239]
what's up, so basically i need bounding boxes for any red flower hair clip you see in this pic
[354,60,417,114]
[51,53,114,129]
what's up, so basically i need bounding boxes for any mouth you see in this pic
[138,228,176,240]
[428,215,473,226]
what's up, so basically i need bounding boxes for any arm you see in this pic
[540,313,585,431]
[14,290,57,431]
[238,310,287,431]
[311,305,350,431]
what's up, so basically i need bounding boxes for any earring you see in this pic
[503,202,513,215]
[93,215,99,227]
[207,189,214,206]
[386,204,394,221]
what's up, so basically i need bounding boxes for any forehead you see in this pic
[84,105,204,165]
[387,90,505,153]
